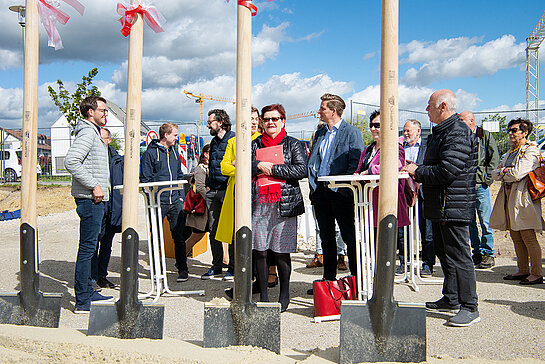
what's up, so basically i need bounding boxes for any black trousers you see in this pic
[312,185,357,281]
[419,197,435,269]
[432,221,478,311]
[206,189,234,274]
[161,200,189,273]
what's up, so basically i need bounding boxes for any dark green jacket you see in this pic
[475,126,500,186]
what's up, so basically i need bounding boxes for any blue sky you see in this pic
[0,0,544,135]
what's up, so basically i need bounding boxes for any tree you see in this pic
[485,113,509,155]
[48,68,101,133]
[109,132,122,152]
[348,113,374,145]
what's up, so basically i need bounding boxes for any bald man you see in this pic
[402,89,480,327]
[459,111,500,270]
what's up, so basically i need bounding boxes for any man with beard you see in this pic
[201,109,236,280]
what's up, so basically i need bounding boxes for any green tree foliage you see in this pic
[109,132,122,152]
[48,68,101,133]
[347,113,374,145]
[486,113,509,155]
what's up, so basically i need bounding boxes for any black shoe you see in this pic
[425,297,460,313]
[520,277,543,285]
[279,297,289,313]
[503,273,530,281]
[307,288,313,295]
[97,277,116,289]
[177,271,189,282]
[225,288,233,300]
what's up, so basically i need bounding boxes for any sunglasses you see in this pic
[507,127,520,134]
[369,122,381,129]
[263,117,282,122]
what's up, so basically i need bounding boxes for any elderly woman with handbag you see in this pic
[185,144,210,255]
[252,104,307,312]
[490,118,544,285]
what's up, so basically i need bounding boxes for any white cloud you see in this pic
[401,35,526,86]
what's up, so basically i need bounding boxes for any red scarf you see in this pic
[261,127,286,147]
[258,128,286,203]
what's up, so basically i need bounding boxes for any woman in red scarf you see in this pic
[252,104,307,312]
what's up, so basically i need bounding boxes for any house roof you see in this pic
[2,128,51,150]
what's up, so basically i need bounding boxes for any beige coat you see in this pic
[489,143,543,232]
[185,163,208,231]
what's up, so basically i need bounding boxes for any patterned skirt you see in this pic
[252,201,297,253]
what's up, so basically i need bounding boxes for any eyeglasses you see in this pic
[207,119,217,124]
[263,117,282,122]
[369,122,381,129]
[507,127,520,134]
[96,108,108,114]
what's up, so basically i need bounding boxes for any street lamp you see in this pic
[8,5,25,28]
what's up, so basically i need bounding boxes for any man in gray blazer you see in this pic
[307,93,364,288]
[65,96,113,313]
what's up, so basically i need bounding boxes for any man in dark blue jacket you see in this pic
[202,109,235,280]
[141,122,189,282]
[403,89,479,327]
[92,127,123,289]
[307,93,364,288]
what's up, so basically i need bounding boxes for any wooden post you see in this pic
[119,1,143,311]
[21,0,39,230]
[377,0,399,227]
[233,2,252,304]
[122,7,143,232]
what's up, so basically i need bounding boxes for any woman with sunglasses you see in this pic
[354,110,410,263]
[251,104,307,312]
[490,118,543,285]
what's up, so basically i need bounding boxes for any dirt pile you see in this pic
[0,185,75,216]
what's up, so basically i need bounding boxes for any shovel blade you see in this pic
[340,300,426,363]
[0,292,62,328]
[87,301,164,339]
[203,302,281,354]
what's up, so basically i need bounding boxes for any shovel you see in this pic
[339,1,426,362]
[203,2,280,353]
[87,7,164,339]
[0,0,62,328]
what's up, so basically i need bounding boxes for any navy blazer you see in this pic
[307,120,364,195]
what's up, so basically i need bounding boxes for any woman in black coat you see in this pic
[252,103,307,312]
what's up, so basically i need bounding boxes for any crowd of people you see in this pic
[65,91,543,327]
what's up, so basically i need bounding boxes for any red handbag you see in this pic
[183,186,206,215]
[313,276,357,322]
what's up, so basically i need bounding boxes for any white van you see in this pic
[0,148,42,182]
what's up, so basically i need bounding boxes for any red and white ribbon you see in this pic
[227,0,274,16]
[116,1,166,37]
[37,0,85,50]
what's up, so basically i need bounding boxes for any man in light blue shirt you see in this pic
[307,93,364,289]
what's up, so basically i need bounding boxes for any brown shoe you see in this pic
[306,254,323,268]
[337,255,348,271]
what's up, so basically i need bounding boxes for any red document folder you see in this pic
[256,145,285,186]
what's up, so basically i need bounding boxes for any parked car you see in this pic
[0,148,41,182]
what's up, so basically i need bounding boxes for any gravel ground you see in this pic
[0,182,544,362]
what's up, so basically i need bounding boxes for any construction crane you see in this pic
[526,11,545,138]
[286,111,318,120]
[184,90,236,134]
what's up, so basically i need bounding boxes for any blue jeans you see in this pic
[469,185,494,257]
[74,198,105,307]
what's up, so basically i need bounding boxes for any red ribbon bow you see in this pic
[117,1,166,37]
[227,0,274,16]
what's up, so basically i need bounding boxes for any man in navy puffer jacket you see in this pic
[141,122,189,282]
